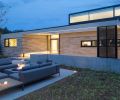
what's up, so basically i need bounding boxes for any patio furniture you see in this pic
[10,64,60,84]
[0,78,23,93]
[12,59,29,65]
[0,72,8,79]
[4,61,52,75]
[0,58,17,71]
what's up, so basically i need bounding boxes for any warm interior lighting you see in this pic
[5,39,9,47]
[51,35,59,39]
[19,51,50,58]
[51,40,58,54]
[82,41,91,46]
[115,7,120,16]
[70,7,114,23]
[90,8,113,20]
[70,13,89,23]
[5,38,17,47]
[9,39,17,47]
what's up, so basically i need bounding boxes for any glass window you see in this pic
[5,39,9,47]
[70,12,89,23]
[4,38,17,47]
[115,6,120,16]
[92,40,97,47]
[81,40,97,47]
[90,8,113,20]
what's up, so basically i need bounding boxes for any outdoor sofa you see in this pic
[9,62,60,84]
[0,58,17,71]
[4,61,52,75]
[0,72,8,79]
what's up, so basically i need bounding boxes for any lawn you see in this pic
[19,66,120,100]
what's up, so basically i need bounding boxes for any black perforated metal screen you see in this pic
[97,26,117,58]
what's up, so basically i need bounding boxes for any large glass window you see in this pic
[4,38,17,47]
[69,6,120,24]
[70,13,89,23]
[115,6,120,16]
[90,8,113,20]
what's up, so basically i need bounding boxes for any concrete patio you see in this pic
[0,68,76,100]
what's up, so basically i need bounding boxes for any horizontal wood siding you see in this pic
[60,31,97,57]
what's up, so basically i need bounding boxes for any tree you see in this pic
[0,1,9,55]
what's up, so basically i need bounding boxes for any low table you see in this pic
[0,78,23,93]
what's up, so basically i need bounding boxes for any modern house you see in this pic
[1,4,120,72]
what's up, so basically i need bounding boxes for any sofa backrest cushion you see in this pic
[30,54,48,66]
[21,62,52,71]
[39,62,52,68]
[0,58,12,66]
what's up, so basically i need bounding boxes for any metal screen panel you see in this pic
[97,26,117,58]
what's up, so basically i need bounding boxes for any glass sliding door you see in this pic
[50,35,59,54]
[51,39,59,54]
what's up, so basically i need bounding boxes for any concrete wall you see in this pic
[31,54,120,73]
[60,31,97,57]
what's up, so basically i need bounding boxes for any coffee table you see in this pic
[0,78,23,93]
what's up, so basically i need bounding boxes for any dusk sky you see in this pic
[1,0,120,31]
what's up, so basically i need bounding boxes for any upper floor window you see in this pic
[115,6,120,16]
[4,38,17,47]
[69,5,120,24]
[70,12,89,23]
[89,8,113,20]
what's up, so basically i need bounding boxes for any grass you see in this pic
[18,66,120,100]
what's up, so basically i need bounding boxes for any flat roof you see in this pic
[1,19,119,38]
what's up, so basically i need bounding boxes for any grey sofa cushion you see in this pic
[10,73,19,80]
[21,62,52,71]
[0,72,8,79]
[0,64,17,70]
[0,58,12,66]
[30,54,48,66]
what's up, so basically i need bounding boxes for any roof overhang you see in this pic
[1,18,120,38]
[27,19,120,35]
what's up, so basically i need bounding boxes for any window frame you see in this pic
[4,38,17,47]
[81,40,97,47]
[117,39,120,47]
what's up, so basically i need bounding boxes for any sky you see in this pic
[0,0,120,31]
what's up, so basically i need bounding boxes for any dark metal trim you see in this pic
[97,25,118,58]
[69,4,120,16]
[69,16,120,25]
